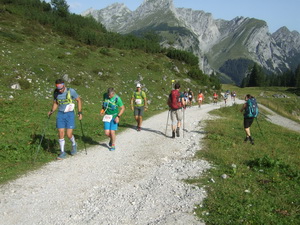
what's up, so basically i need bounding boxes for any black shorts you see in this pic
[244,117,254,128]
[134,106,144,117]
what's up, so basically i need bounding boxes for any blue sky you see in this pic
[47,0,300,33]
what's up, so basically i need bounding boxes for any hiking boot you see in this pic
[176,127,180,137]
[172,131,175,138]
[57,152,66,160]
[249,136,254,145]
[110,145,116,151]
[244,137,250,142]
[71,144,77,155]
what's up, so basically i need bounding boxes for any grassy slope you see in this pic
[222,84,300,122]
[192,104,300,224]
[189,84,300,223]
[0,10,211,184]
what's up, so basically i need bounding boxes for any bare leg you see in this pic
[58,128,65,139]
[245,127,251,137]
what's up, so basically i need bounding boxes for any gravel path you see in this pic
[258,104,300,133]
[0,103,223,225]
[1,99,298,225]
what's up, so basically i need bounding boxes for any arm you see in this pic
[115,105,125,123]
[240,103,246,112]
[76,97,82,120]
[131,97,134,111]
[144,97,148,110]
[48,101,58,117]
[181,97,186,108]
[143,92,148,110]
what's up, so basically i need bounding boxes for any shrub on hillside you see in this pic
[147,63,161,72]
[166,49,198,66]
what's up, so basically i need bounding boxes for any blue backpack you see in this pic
[245,98,259,118]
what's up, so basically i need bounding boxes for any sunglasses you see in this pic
[56,83,65,90]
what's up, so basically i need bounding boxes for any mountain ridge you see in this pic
[83,0,300,84]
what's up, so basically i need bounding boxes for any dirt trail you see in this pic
[258,104,300,133]
[0,98,298,225]
[0,103,221,225]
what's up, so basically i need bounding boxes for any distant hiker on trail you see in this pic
[188,88,194,107]
[100,87,125,151]
[183,91,189,105]
[213,92,218,104]
[197,91,204,108]
[240,94,259,145]
[167,83,185,138]
[131,83,147,131]
[231,91,237,102]
[48,79,82,160]
[223,92,228,106]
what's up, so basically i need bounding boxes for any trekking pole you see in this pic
[255,117,263,136]
[79,120,87,155]
[165,110,170,135]
[183,108,185,138]
[33,116,50,163]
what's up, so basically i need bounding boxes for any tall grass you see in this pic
[192,104,300,224]
[222,84,300,122]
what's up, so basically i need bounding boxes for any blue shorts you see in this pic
[56,111,75,129]
[104,118,118,131]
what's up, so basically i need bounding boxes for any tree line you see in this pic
[1,0,221,89]
[2,0,161,53]
[241,63,300,88]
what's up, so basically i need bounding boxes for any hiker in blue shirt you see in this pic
[48,79,82,159]
[240,94,257,145]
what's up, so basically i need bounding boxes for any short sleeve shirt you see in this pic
[103,93,124,117]
[55,88,79,112]
[132,91,146,107]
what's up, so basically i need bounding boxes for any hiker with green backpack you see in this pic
[100,87,125,151]
[131,83,147,131]
[48,79,82,159]
[240,94,259,145]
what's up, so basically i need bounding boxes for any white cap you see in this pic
[136,83,141,88]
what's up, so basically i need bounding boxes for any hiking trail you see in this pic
[0,99,298,225]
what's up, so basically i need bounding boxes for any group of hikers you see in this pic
[212,90,237,106]
[48,79,257,159]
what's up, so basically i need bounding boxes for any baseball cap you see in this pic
[136,83,141,88]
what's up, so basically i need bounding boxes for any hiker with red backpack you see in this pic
[167,83,186,138]
[240,94,259,145]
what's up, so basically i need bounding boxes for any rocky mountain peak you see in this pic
[83,1,300,84]
[272,26,300,54]
[134,0,175,18]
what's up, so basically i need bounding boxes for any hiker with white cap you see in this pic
[131,83,147,131]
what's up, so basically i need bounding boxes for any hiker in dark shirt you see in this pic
[240,94,256,145]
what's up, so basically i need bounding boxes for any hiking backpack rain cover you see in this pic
[168,90,182,109]
[245,98,259,118]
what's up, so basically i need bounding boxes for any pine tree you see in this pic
[51,0,69,17]
[248,63,265,87]
[295,64,300,88]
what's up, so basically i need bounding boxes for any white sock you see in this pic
[69,135,76,146]
[59,139,65,152]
